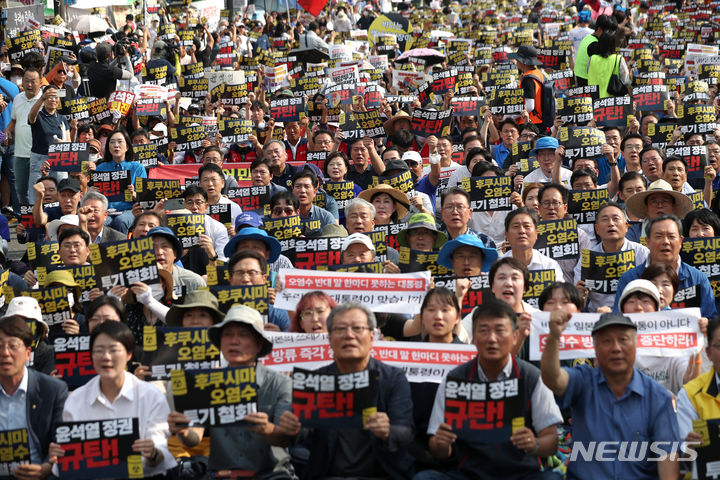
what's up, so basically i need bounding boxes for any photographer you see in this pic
[87,42,134,99]
[145,40,178,86]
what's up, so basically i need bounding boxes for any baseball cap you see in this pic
[618,279,661,312]
[341,233,375,253]
[592,312,637,334]
[57,178,81,193]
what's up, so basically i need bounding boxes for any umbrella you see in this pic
[71,16,112,34]
[368,13,413,51]
[395,48,446,66]
[289,48,329,64]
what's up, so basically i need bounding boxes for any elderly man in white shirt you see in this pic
[501,207,565,281]
[182,185,230,261]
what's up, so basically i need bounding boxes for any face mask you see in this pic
[363,10,370,16]
[89,153,99,162]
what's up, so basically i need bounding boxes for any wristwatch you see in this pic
[608,161,618,167]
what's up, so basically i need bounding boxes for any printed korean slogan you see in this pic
[142,326,221,381]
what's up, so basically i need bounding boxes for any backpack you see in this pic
[525,70,556,128]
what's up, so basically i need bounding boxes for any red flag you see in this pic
[298,0,328,16]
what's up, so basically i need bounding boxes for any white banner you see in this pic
[277,269,431,314]
[529,308,704,361]
[261,332,477,383]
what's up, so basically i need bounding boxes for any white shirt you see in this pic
[204,214,230,261]
[569,26,594,54]
[470,210,510,247]
[501,249,565,282]
[62,372,176,475]
[523,167,572,189]
[215,196,242,226]
[11,91,42,158]
[427,354,563,435]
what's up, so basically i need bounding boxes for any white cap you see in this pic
[619,279,661,311]
[5,297,48,338]
[47,214,80,241]
[341,232,375,253]
[402,151,422,163]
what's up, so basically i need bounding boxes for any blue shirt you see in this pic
[559,364,680,480]
[613,260,718,318]
[0,78,19,131]
[269,305,289,331]
[0,368,40,463]
[415,175,438,210]
[492,143,511,168]
[95,159,148,211]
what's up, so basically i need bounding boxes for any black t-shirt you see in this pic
[87,61,125,99]
[347,166,378,190]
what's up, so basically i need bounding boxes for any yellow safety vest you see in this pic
[684,368,720,420]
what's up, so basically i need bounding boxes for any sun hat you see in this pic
[358,183,410,218]
[223,227,281,262]
[625,179,694,220]
[208,304,273,357]
[618,279,661,312]
[397,213,447,249]
[165,290,225,327]
[437,234,499,272]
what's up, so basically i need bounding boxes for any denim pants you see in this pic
[0,144,18,212]
[28,152,48,204]
[14,155,29,205]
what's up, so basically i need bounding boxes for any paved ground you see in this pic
[7,218,26,261]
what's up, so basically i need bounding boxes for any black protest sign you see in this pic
[181,62,205,79]
[647,123,676,149]
[556,97,593,125]
[48,143,90,172]
[283,237,344,269]
[364,230,388,262]
[417,81,435,107]
[680,237,720,298]
[27,240,62,272]
[89,236,160,290]
[371,222,408,250]
[451,97,485,117]
[19,204,43,237]
[665,145,708,183]
[167,213,206,249]
[135,178,183,208]
[682,80,711,102]
[339,111,365,141]
[0,428,30,476]
[431,69,457,96]
[292,367,377,429]
[559,126,605,160]
[678,104,717,135]
[141,63,169,84]
[220,83,248,106]
[513,144,537,174]
[178,77,209,99]
[481,72,516,93]
[410,108,453,137]
[320,262,385,273]
[18,286,72,327]
[633,84,670,111]
[537,48,571,70]
[695,419,720,480]
[593,96,633,127]
[264,215,303,247]
[325,83,356,107]
[220,119,254,144]
[535,219,580,261]
[55,418,142,479]
[360,84,384,109]
[455,71,476,95]
[208,204,232,229]
[379,170,415,194]
[206,264,229,286]
[523,269,556,308]
[90,170,131,203]
[53,334,95,387]
[633,71,665,87]
[142,326,221,381]
[61,97,90,122]
[290,76,323,97]
[669,284,702,309]
[226,185,270,213]
[306,151,329,173]
[209,285,270,318]
[270,97,305,123]
[5,31,42,62]
[460,176,513,212]
[353,110,386,138]
[170,124,206,152]
[133,143,159,170]
[88,98,111,124]
[488,88,524,116]
[135,98,166,118]
[699,64,720,86]
[444,376,523,446]
[568,189,609,224]
[434,274,491,317]
[325,181,356,212]
[548,69,575,96]
[171,367,259,426]
[216,42,237,67]
[581,250,637,295]
[398,247,452,276]
[566,84,599,101]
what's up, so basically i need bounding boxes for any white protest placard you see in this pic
[277,268,431,315]
[685,44,719,76]
[528,308,704,361]
[329,44,353,61]
[328,65,360,85]
[206,69,245,92]
[369,55,389,71]
[136,83,169,99]
[392,70,425,90]
[261,332,477,383]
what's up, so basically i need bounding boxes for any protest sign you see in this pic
[0,428,30,476]
[206,264,230,286]
[559,126,605,160]
[269,97,305,123]
[565,84,599,101]
[695,419,720,480]
[548,69,575,96]
[5,31,42,62]
[55,418,142,479]
[353,110,386,138]
[181,62,205,79]
[171,124,206,152]
[264,215,303,247]
[170,367,258,426]
[108,91,135,117]
[593,96,633,127]
[178,77,210,98]
[460,176,513,212]
[90,170,131,203]
[434,275,491,317]
[325,181,356,212]
[18,286,72,327]
[61,98,90,123]
[567,189,609,224]
[167,213,206,248]
[431,69,457,96]
[53,335,95,387]
[451,97,485,117]
[281,237,344,269]
[142,326,221,380]
[135,178,183,208]
[48,142,90,172]
[219,119,253,144]
[338,111,365,141]
[208,203,231,229]
[535,219,579,261]
[681,237,720,297]
[208,285,269,318]
[409,108,453,137]
[647,123,676,149]
[277,269,430,314]
[51,265,97,303]
[537,47,571,70]
[325,82,356,107]
[580,250,637,295]
[523,269,556,308]
[134,98,166,118]
[488,88,524,116]
[292,368,376,429]
[397,248,452,276]
[444,376,523,446]
[371,223,407,250]
[27,241,62,274]
[556,97,593,125]
[133,143,159,170]
[529,308,704,361]
[633,84,670,111]
[89,237,159,289]
[19,204,43,238]
[678,104,717,135]
[665,145,708,185]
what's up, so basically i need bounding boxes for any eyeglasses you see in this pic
[316,139,334,146]
[641,157,661,164]
[541,201,564,208]
[648,197,673,206]
[329,325,371,335]
[230,269,262,279]
[273,207,295,215]
[624,145,643,151]
[184,200,206,207]
[442,204,468,213]
[0,340,25,352]
[61,242,85,251]
[91,347,126,357]
[300,307,328,319]
[108,140,126,146]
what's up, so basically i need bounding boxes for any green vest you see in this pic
[587,54,621,98]
[574,34,598,79]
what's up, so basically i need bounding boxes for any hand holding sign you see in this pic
[364,412,390,441]
[510,426,537,454]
